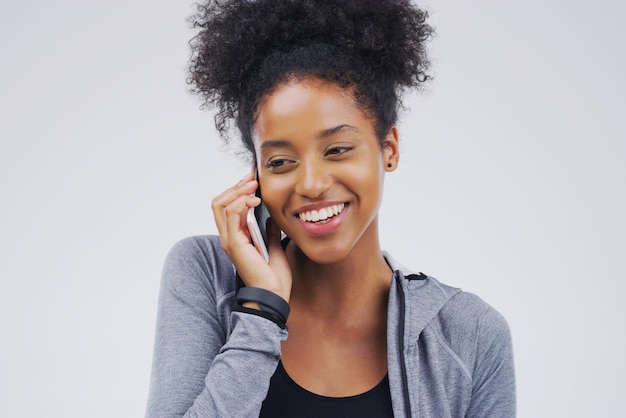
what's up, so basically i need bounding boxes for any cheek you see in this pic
[259,177,290,215]
[348,151,384,184]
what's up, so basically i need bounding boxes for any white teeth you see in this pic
[298,203,346,223]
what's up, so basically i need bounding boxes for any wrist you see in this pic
[236,287,291,324]
[241,301,262,311]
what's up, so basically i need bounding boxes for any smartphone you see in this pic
[246,169,271,262]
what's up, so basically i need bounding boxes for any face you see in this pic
[252,78,399,264]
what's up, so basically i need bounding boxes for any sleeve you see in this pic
[465,307,516,418]
[145,238,288,418]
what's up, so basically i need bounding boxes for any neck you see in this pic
[287,232,393,322]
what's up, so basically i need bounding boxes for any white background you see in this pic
[1,0,624,416]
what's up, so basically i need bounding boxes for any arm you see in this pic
[145,237,288,418]
[465,307,516,418]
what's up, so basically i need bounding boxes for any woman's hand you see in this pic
[211,172,292,303]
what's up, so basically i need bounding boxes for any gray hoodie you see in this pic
[146,236,515,417]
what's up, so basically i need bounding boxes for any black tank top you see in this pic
[260,361,394,417]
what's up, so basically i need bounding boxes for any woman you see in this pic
[146,0,516,416]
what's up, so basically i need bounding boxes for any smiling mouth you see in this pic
[297,203,346,223]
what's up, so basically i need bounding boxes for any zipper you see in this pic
[396,273,413,416]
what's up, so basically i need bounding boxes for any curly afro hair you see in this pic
[188,0,433,154]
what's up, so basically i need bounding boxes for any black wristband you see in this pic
[236,287,290,323]
[233,306,287,329]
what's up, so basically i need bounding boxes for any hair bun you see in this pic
[188,0,433,149]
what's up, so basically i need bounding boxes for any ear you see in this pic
[382,126,399,172]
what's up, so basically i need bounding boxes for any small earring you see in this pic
[387,163,392,168]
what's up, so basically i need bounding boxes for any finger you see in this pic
[211,172,256,213]
[223,194,260,250]
[212,177,257,211]
[216,194,260,249]
[211,178,258,237]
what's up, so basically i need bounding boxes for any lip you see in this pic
[294,202,348,237]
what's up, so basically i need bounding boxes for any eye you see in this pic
[267,159,288,168]
[266,157,296,173]
[325,146,353,157]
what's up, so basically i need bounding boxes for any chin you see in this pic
[291,235,357,265]
[303,250,347,265]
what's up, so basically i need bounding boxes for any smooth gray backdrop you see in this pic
[1,0,624,416]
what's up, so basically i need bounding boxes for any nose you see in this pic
[294,159,333,199]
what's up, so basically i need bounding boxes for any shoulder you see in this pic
[438,291,511,342]
[438,291,510,334]
[164,235,230,268]
[430,289,516,414]
[161,235,236,301]
[429,289,513,376]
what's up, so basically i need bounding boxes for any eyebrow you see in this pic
[317,124,358,139]
[259,124,358,150]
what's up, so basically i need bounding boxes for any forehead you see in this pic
[252,79,372,143]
